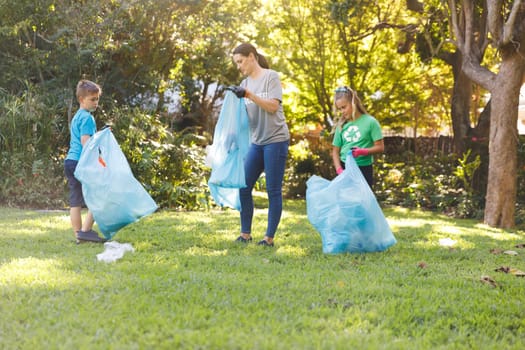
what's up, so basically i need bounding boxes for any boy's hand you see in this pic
[336,167,344,175]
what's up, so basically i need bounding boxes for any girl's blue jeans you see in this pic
[240,140,289,238]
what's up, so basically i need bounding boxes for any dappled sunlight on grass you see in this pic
[473,223,501,231]
[3,215,70,236]
[473,223,524,239]
[133,241,155,252]
[438,224,523,241]
[413,237,476,250]
[253,208,269,215]
[276,245,308,257]
[388,218,428,229]
[2,204,525,350]
[399,220,524,252]
[437,225,463,236]
[384,206,525,248]
[388,216,456,230]
[184,246,229,257]
[280,208,307,220]
[0,257,80,286]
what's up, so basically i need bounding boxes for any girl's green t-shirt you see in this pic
[332,114,383,166]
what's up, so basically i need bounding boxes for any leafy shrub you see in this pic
[375,151,484,218]
[0,85,67,208]
[0,153,66,208]
[0,86,212,210]
[284,134,334,198]
[282,132,489,221]
[272,133,524,224]
[104,106,211,210]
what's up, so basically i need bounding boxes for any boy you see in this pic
[64,80,106,243]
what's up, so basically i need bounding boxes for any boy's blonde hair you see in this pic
[76,80,101,100]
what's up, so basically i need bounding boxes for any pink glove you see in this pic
[351,147,369,158]
[336,167,344,175]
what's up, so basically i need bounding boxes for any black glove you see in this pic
[226,85,246,98]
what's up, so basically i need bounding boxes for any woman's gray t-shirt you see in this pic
[240,69,290,145]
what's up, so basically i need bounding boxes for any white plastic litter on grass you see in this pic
[97,241,135,263]
[439,238,457,247]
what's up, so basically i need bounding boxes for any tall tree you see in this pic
[260,0,451,136]
[256,0,343,130]
[411,2,490,154]
[447,0,525,227]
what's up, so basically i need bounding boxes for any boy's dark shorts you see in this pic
[64,159,85,207]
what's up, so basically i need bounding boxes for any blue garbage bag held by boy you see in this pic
[306,153,396,254]
[74,128,158,239]
[207,91,251,211]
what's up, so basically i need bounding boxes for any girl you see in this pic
[332,86,384,188]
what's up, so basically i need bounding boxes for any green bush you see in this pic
[283,133,496,221]
[104,106,211,210]
[375,152,485,218]
[284,133,334,198]
[2,81,524,220]
[0,153,66,208]
[0,85,67,208]
[0,87,212,210]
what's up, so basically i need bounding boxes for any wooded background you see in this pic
[1,0,524,228]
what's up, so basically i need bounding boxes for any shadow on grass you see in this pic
[2,203,525,350]
[1,202,524,269]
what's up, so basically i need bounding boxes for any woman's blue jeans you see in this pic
[240,140,289,238]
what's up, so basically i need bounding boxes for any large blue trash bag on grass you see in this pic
[207,91,250,211]
[74,128,158,239]
[306,154,396,254]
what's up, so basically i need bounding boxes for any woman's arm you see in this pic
[245,90,280,113]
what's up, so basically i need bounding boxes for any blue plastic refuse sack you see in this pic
[207,91,250,211]
[74,128,158,239]
[306,154,396,254]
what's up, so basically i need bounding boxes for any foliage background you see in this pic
[0,0,524,223]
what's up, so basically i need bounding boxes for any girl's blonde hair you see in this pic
[333,86,367,130]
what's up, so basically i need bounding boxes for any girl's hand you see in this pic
[351,147,369,157]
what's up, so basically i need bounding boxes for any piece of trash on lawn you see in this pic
[439,238,457,247]
[495,266,525,277]
[417,261,428,269]
[97,241,135,263]
[480,275,498,288]
[503,250,518,256]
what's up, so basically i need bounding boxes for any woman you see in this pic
[332,86,384,188]
[229,43,290,247]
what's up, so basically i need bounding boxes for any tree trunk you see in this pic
[450,52,473,155]
[472,99,490,138]
[483,52,525,228]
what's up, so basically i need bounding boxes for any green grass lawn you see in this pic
[1,199,524,349]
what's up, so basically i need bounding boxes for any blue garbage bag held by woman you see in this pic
[306,153,396,254]
[74,128,158,239]
[207,90,251,211]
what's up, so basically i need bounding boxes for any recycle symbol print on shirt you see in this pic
[343,125,361,143]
